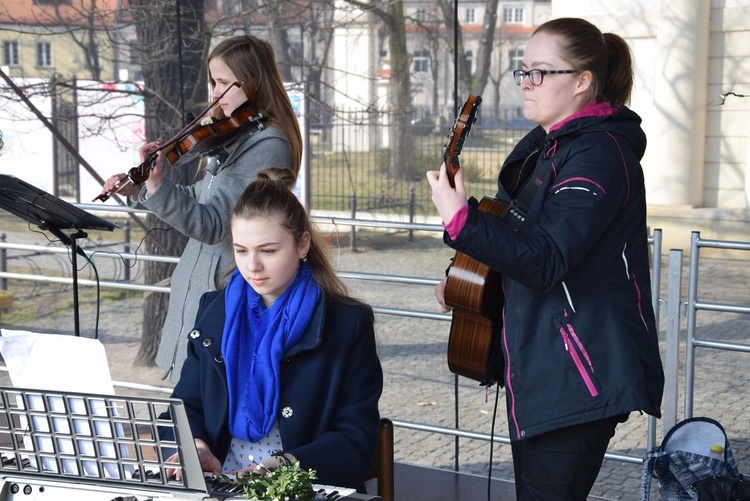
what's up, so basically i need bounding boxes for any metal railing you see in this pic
[0,208,665,473]
[684,231,750,419]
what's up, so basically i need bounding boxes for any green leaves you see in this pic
[231,456,318,501]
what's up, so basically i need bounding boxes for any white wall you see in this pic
[551,0,750,213]
[0,80,144,204]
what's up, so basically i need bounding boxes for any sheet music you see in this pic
[0,330,128,478]
[0,330,115,394]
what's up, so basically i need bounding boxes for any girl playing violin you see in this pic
[100,35,302,384]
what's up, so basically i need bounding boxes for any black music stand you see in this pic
[0,174,118,337]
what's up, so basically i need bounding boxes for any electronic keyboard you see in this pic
[0,386,381,500]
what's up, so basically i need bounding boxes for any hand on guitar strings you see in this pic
[426,162,468,225]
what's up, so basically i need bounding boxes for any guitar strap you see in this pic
[505,129,577,229]
[503,148,546,229]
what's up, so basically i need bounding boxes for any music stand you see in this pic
[0,174,118,337]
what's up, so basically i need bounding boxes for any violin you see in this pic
[94,83,265,203]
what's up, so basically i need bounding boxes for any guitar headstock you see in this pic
[443,95,482,187]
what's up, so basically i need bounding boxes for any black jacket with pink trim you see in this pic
[447,105,664,440]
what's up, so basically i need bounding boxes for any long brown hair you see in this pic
[208,36,303,174]
[534,18,634,106]
[232,168,364,307]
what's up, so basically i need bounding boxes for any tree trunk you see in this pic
[341,0,413,180]
[264,1,294,82]
[473,0,499,98]
[437,0,471,100]
[128,0,206,366]
[384,1,413,180]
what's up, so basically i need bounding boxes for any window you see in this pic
[129,42,139,64]
[37,42,52,68]
[415,8,426,23]
[464,50,475,76]
[3,41,19,67]
[509,48,524,72]
[413,49,430,74]
[465,8,475,24]
[224,0,241,15]
[503,7,525,24]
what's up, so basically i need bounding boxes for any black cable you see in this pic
[452,0,461,474]
[453,0,459,112]
[487,382,500,500]
[76,250,101,340]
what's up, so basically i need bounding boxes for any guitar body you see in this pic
[444,196,509,385]
[440,95,507,386]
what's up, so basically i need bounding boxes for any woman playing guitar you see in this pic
[427,17,664,501]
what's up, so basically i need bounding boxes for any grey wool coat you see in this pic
[137,124,293,382]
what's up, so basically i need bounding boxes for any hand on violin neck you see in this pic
[139,141,161,163]
[137,141,164,195]
[144,161,164,195]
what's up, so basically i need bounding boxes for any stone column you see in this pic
[643,0,711,206]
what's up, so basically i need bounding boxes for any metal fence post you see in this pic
[0,233,6,291]
[124,221,131,282]
[349,194,357,251]
[664,249,684,432]
[408,187,415,242]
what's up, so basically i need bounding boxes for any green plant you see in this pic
[229,454,318,501]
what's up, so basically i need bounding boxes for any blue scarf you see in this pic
[222,263,321,442]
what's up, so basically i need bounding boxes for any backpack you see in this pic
[641,417,745,501]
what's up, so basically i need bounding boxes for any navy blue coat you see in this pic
[448,105,664,440]
[169,290,383,489]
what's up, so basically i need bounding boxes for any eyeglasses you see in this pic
[513,69,577,86]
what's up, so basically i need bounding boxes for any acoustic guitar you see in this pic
[442,95,508,386]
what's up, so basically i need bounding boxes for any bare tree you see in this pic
[262,1,294,81]
[437,0,471,99]
[437,0,499,100]
[127,0,208,366]
[340,0,414,180]
[473,0,499,98]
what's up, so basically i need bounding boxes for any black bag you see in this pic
[692,474,750,501]
[641,417,742,501]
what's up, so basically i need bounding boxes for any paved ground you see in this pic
[0,223,748,500]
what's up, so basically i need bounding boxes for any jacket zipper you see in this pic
[559,321,598,397]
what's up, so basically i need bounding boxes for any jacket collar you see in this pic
[284,296,326,357]
[549,101,617,133]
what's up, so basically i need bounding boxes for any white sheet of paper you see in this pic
[0,329,115,394]
[0,330,127,477]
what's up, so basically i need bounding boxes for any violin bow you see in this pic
[93,82,245,202]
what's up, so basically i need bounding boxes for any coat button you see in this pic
[189,329,200,339]
[214,354,223,364]
[281,407,293,418]
[202,338,213,347]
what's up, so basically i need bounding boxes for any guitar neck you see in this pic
[444,158,460,188]
[442,95,481,189]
